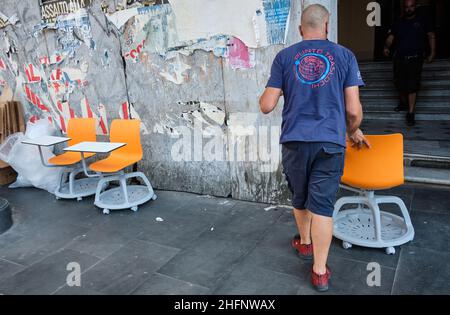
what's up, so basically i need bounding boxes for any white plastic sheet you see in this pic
[0,120,63,194]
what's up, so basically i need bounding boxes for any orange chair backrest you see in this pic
[67,118,97,146]
[109,119,143,159]
[341,134,405,190]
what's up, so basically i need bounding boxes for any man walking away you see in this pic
[259,4,370,292]
[384,0,436,126]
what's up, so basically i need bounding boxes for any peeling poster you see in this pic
[39,0,93,24]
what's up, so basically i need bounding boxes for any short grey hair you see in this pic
[301,4,330,29]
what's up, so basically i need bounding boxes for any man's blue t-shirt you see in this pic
[266,40,364,147]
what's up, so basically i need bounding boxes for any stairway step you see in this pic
[405,166,450,187]
[362,76,450,83]
[362,99,450,106]
[364,106,450,114]
[361,89,450,98]
[363,82,450,90]
[361,72,450,80]
[405,154,450,170]
[363,112,450,120]
[359,60,450,71]
[361,95,450,102]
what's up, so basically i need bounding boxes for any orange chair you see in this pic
[333,134,415,255]
[49,118,98,201]
[89,119,156,214]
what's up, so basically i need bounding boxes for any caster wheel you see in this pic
[385,247,396,255]
[152,194,158,201]
[77,197,82,202]
[103,209,110,215]
[131,206,138,212]
[342,241,353,250]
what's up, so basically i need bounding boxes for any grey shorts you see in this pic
[282,142,345,217]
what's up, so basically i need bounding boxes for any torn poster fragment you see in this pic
[159,55,191,85]
[167,35,229,59]
[24,64,43,83]
[119,102,150,135]
[101,50,110,67]
[56,100,76,133]
[262,0,291,45]
[33,9,95,57]
[0,58,6,71]
[106,4,172,30]
[168,0,262,48]
[118,4,177,61]
[168,0,290,48]
[178,101,226,126]
[40,52,67,66]
[24,85,51,114]
[39,0,93,24]
[56,9,96,56]
[0,11,19,28]
[227,37,255,70]
[80,97,108,135]
[97,103,109,135]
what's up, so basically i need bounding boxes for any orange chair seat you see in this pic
[48,152,95,166]
[89,154,141,173]
[341,134,404,191]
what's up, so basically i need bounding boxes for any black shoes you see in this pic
[406,113,416,126]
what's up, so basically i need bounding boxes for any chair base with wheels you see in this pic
[94,171,157,215]
[87,119,157,215]
[333,185,415,255]
[332,134,415,255]
[54,167,101,201]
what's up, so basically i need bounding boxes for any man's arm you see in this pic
[259,88,283,114]
[383,34,394,57]
[345,86,370,148]
[427,31,436,63]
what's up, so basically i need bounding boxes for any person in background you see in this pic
[384,0,436,126]
[259,4,370,292]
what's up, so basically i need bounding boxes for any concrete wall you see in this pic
[0,0,338,205]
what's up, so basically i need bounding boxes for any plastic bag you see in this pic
[25,119,57,139]
[0,120,63,194]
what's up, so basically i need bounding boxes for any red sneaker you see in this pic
[291,235,313,260]
[311,266,332,292]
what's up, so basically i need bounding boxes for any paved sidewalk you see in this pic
[0,183,449,295]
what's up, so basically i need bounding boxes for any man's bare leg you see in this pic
[408,92,417,113]
[293,209,312,245]
[400,91,408,107]
[311,213,333,275]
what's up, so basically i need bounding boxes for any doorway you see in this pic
[339,0,450,61]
